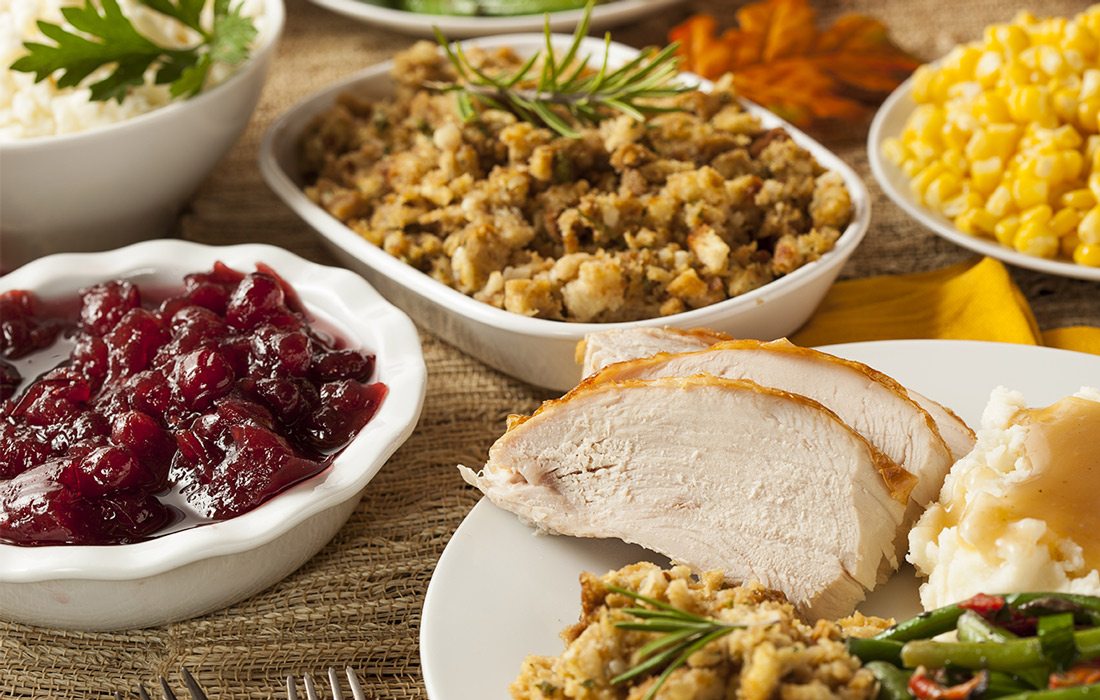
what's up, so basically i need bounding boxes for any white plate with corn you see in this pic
[869,5,1100,281]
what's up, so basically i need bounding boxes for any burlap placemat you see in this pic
[3,1,1098,697]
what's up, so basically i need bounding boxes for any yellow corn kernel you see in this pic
[1061,149,1085,181]
[956,208,999,235]
[1082,69,1100,101]
[1021,154,1062,180]
[995,215,1021,246]
[1052,123,1085,149]
[970,156,1004,194]
[881,138,908,165]
[1079,206,1100,243]
[1014,222,1060,258]
[1065,24,1098,58]
[1012,175,1051,209]
[1009,85,1053,123]
[1053,87,1080,123]
[911,162,948,198]
[1080,98,1100,132]
[1020,204,1054,226]
[987,184,1016,217]
[1051,207,1082,236]
[971,92,1012,123]
[1038,45,1067,76]
[1075,242,1100,266]
[926,172,963,209]
[1062,233,1081,258]
[911,65,937,102]
[965,124,1020,160]
[995,23,1030,53]
[907,105,947,143]
[908,141,939,165]
[902,159,923,178]
[1090,172,1100,200]
[944,192,983,219]
[942,148,968,173]
[1062,188,1097,209]
[948,46,982,79]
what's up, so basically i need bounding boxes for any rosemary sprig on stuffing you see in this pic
[606,584,775,700]
[427,1,691,138]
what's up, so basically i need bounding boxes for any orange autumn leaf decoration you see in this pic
[670,0,920,127]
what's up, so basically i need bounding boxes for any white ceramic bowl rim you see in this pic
[0,239,427,583]
[868,69,1100,282]
[259,33,871,341]
[0,0,286,151]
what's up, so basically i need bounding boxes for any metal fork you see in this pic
[286,667,366,700]
[115,668,209,700]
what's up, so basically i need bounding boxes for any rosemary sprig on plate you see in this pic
[606,584,774,700]
[428,1,691,138]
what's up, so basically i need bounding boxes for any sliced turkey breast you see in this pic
[577,327,731,378]
[907,392,975,461]
[593,338,952,509]
[460,375,915,620]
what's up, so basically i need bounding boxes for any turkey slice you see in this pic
[460,375,914,620]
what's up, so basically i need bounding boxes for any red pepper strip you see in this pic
[1050,661,1100,688]
[958,593,1007,618]
[909,668,989,700]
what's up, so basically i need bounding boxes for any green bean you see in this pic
[864,661,911,700]
[995,687,1100,699]
[875,603,965,642]
[848,637,904,665]
[901,637,1046,670]
[956,612,1047,688]
[984,671,1033,699]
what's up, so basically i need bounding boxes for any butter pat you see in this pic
[908,386,1100,609]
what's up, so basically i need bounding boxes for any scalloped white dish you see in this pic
[0,240,427,630]
[260,34,871,391]
[420,340,1100,699]
[869,76,1100,282]
[303,0,687,38]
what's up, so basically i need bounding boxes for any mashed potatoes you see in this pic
[909,386,1100,610]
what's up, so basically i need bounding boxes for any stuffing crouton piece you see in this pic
[561,260,626,322]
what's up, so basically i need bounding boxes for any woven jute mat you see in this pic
[3,0,1098,697]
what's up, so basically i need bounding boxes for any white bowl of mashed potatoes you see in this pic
[0,0,285,270]
[909,386,1100,609]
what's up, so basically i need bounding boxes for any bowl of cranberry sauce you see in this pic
[0,241,425,630]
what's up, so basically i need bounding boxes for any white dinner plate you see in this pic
[304,0,687,38]
[420,339,1100,699]
[868,77,1100,282]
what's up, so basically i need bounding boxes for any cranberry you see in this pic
[0,467,99,545]
[0,423,51,480]
[95,493,172,542]
[311,350,375,383]
[125,370,173,420]
[250,326,312,377]
[58,445,149,498]
[111,411,174,479]
[255,262,306,313]
[71,335,109,390]
[215,398,275,430]
[168,306,228,354]
[225,273,286,330]
[10,371,91,426]
[46,410,109,452]
[0,290,61,359]
[172,348,235,411]
[253,377,314,424]
[79,281,140,336]
[0,360,20,402]
[105,309,168,380]
[305,380,387,451]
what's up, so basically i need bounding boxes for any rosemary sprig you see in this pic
[428,0,691,138]
[606,584,777,700]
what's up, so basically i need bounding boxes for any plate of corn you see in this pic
[869,5,1100,281]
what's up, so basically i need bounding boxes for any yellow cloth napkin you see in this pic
[792,257,1100,355]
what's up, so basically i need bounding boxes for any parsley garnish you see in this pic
[10,0,258,103]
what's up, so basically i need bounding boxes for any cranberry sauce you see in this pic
[0,262,386,546]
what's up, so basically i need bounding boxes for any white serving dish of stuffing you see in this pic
[870,76,1100,283]
[420,339,1100,699]
[260,34,871,391]
[0,0,285,271]
[0,240,426,630]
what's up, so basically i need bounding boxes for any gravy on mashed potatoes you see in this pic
[909,387,1100,609]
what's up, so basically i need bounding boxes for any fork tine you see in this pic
[303,673,320,700]
[180,668,208,700]
[159,677,179,700]
[344,668,365,700]
[327,668,344,700]
[286,676,299,700]
[138,684,153,700]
